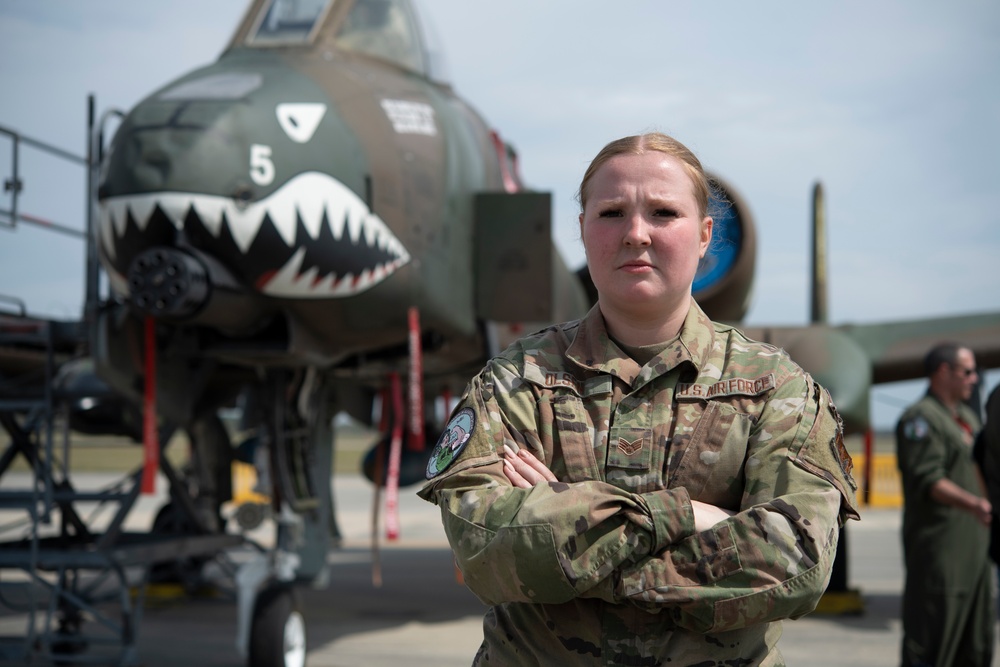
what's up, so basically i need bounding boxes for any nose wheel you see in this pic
[248,585,306,667]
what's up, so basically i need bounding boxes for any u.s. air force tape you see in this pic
[426,407,475,479]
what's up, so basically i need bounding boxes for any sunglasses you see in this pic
[952,365,978,378]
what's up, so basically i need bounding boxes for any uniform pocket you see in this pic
[549,394,602,483]
[607,426,654,471]
[668,401,750,508]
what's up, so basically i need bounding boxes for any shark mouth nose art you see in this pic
[98,172,410,298]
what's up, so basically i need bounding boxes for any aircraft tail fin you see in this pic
[811,182,828,325]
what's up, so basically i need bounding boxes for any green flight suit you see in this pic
[420,302,860,666]
[896,392,994,667]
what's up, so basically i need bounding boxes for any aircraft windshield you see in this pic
[334,0,425,73]
[249,0,333,45]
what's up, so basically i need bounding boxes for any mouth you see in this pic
[618,259,654,272]
[98,172,410,299]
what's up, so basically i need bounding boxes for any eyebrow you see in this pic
[590,198,685,213]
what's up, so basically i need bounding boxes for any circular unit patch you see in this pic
[902,416,930,441]
[426,407,476,479]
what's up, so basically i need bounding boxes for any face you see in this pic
[580,152,712,320]
[947,348,979,402]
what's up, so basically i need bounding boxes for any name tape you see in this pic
[676,374,776,399]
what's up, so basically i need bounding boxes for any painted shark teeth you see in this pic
[97,171,410,298]
[262,247,409,297]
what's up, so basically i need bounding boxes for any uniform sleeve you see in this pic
[896,408,945,501]
[417,358,697,606]
[614,372,860,633]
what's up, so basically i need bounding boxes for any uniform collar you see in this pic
[924,389,979,427]
[566,301,711,388]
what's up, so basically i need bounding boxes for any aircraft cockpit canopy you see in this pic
[245,0,447,82]
[248,0,331,45]
[334,0,424,73]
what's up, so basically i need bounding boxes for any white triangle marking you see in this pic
[276,103,327,144]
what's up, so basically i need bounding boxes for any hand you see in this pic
[691,500,735,531]
[973,498,992,527]
[502,444,557,488]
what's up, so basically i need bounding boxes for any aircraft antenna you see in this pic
[810,181,828,324]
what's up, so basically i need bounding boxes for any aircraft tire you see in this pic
[248,584,306,667]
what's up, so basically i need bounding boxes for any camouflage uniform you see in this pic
[419,302,859,666]
[896,393,994,667]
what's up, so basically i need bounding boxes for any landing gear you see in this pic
[149,501,210,588]
[234,368,334,666]
[248,585,306,667]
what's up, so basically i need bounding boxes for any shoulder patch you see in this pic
[426,408,476,479]
[828,403,856,488]
[901,415,930,441]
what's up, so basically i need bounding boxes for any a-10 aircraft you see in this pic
[2,0,999,665]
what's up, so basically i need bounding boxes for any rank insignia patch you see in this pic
[426,408,476,479]
[617,437,643,456]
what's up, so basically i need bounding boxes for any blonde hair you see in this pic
[577,132,711,219]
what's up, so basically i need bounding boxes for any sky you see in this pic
[0,0,998,430]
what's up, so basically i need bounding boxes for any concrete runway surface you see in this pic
[2,473,998,666]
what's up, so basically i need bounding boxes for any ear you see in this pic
[578,213,585,238]
[698,217,713,258]
[930,362,949,382]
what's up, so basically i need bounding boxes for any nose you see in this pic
[622,213,651,247]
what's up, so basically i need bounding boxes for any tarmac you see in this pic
[1,472,998,666]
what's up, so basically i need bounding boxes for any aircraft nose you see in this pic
[129,139,181,191]
[103,90,251,198]
[98,59,410,304]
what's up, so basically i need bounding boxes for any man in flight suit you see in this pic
[896,342,993,667]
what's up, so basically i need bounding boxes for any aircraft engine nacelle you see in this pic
[692,176,756,323]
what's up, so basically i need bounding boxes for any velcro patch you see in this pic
[829,403,855,488]
[901,416,930,442]
[523,363,583,395]
[676,374,776,400]
[617,437,643,456]
[426,408,476,479]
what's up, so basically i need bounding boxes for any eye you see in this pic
[653,208,678,218]
[598,208,624,218]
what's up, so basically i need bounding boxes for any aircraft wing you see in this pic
[840,311,1000,384]
[741,311,1000,433]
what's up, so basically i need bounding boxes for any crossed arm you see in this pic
[501,444,734,531]
[424,363,855,632]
